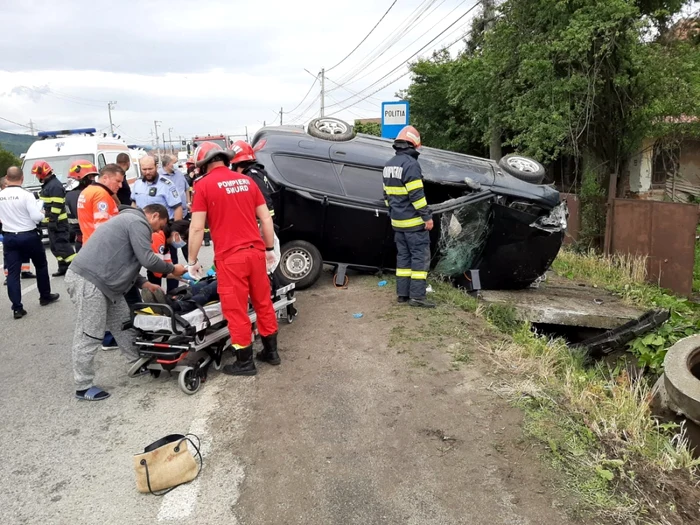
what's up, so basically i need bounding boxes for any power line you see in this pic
[326,0,399,73]
[326,28,468,117]
[0,115,36,131]
[345,0,472,89]
[326,3,478,110]
[286,76,319,115]
[325,76,384,103]
[332,0,440,87]
[326,70,413,117]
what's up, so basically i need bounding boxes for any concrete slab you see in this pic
[480,274,645,330]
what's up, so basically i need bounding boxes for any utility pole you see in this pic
[162,133,166,156]
[154,120,162,165]
[320,67,325,117]
[108,101,117,136]
[483,0,501,160]
[245,126,249,143]
[168,127,174,154]
[28,120,35,136]
[280,107,283,126]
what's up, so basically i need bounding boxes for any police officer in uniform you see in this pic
[0,166,59,318]
[132,155,182,291]
[131,156,183,220]
[383,126,435,308]
[32,160,76,276]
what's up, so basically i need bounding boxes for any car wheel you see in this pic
[307,117,355,142]
[277,240,323,290]
[498,154,545,184]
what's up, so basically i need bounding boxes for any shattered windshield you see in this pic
[21,154,96,188]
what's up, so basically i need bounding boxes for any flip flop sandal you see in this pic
[75,386,110,401]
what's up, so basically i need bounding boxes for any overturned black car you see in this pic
[251,118,567,290]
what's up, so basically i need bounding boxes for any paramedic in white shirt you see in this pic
[0,166,59,319]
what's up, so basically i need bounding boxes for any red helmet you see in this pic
[193,141,233,169]
[230,140,256,165]
[395,125,421,149]
[31,160,53,180]
[68,159,99,181]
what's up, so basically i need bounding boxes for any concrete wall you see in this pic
[679,138,700,185]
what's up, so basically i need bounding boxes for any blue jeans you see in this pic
[3,230,52,311]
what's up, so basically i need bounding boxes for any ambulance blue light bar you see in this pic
[37,128,97,138]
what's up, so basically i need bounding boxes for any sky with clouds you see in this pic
[0,0,477,146]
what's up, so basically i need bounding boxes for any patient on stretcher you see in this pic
[142,273,282,315]
[140,277,219,314]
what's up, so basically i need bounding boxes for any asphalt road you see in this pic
[0,245,578,525]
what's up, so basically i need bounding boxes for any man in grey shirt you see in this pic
[65,204,186,401]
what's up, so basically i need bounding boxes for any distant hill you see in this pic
[0,131,35,156]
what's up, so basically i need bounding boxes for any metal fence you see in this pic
[609,199,698,296]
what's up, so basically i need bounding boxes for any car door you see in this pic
[269,154,341,250]
[323,163,392,268]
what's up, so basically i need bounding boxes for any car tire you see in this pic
[498,154,546,184]
[276,240,323,290]
[307,117,355,142]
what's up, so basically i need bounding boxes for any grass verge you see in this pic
[553,249,700,373]
[430,279,700,524]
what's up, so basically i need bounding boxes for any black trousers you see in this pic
[3,230,51,311]
[394,229,430,300]
[47,222,75,269]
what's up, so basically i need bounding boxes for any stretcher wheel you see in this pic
[213,358,223,371]
[195,332,206,345]
[127,357,151,378]
[178,367,201,395]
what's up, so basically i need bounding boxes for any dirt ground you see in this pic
[222,272,583,524]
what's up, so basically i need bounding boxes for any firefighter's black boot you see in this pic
[223,345,257,376]
[52,265,69,277]
[257,332,281,365]
[409,298,436,309]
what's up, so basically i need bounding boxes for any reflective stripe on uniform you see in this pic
[50,207,62,214]
[405,180,423,192]
[411,271,428,280]
[40,196,65,204]
[396,268,412,277]
[57,213,68,221]
[269,209,275,217]
[412,197,428,210]
[391,217,425,229]
[384,185,408,195]
[68,218,79,224]
[384,199,389,207]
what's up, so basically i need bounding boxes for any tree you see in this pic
[403,0,700,181]
[354,120,381,136]
[0,146,21,178]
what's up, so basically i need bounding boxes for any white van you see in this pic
[20,128,141,191]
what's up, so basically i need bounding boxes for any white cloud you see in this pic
[0,0,476,146]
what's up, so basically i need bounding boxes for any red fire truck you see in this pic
[191,134,230,150]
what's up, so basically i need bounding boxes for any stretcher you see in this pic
[128,283,297,395]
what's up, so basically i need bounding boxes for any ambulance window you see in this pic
[338,164,384,203]
[97,154,106,169]
[271,155,342,196]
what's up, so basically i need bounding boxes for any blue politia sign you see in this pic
[381,101,410,139]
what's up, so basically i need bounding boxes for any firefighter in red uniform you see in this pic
[187,142,280,376]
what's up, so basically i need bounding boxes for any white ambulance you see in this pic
[20,127,141,191]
